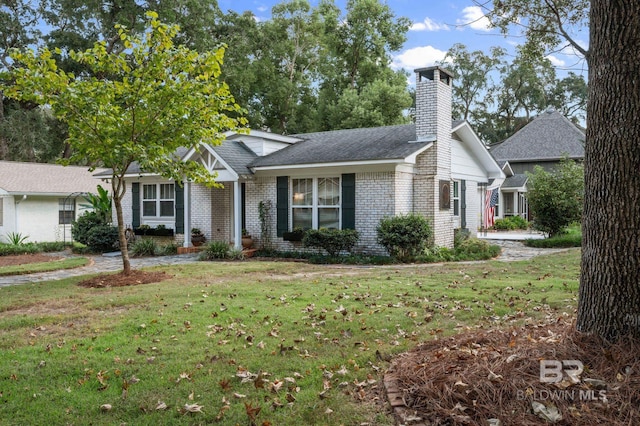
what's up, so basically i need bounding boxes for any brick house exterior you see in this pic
[105,66,503,255]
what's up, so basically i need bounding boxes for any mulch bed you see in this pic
[385,318,640,425]
[78,270,172,288]
[0,253,64,267]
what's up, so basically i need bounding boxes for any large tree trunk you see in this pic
[577,1,640,340]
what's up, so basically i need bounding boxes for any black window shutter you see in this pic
[175,184,184,234]
[132,182,140,228]
[341,173,356,230]
[460,180,467,230]
[276,176,289,237]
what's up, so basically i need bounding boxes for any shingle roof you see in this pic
[95,141,257,178]
[502,174,528,189]
[490,110,585,162]
[211,140,257,175]
[250,124,430,168]
[0,161,105,195]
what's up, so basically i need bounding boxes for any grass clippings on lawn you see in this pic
[388,317,640,425]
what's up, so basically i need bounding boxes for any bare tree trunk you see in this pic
[112,177,132,275]
[577,1,640,340]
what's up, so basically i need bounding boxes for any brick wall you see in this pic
[210,184,231,242]
[414,66,454,248]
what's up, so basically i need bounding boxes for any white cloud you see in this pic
[456,6,492,32]
[410,17,450,32]
[257,6,268,12]
[392,45,448,71]
[546,55,566,67]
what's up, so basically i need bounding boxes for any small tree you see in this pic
[526,159,584,237]
[5,13,246,274]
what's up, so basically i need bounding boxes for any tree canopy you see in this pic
[4,12,246,273]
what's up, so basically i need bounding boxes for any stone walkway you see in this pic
[0,240,573,287]
[490,239,571,262]
[0,252,199,287]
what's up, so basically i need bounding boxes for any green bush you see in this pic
[5,232,29,245]
[454,228,471,247]
[420,246,455,263]
[0,243,41,256]
[129,238,158,257]
[72,211,105,245]
[158,243,178,256]
[199,241,230,260]
[36,242,66,252]
[86,224,119,253]
[455,238,501,260]
[527,160,584,237]
[376,214,433,262]
[493,216,529,231]
[493,218,516,230]
[524,233,582,248]
[71,242,91,254]
[302,228,359,257]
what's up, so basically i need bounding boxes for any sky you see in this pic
[216,0,589,79]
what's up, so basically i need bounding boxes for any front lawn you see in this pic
[0,249,580,425]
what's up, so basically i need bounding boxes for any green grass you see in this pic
[0,257,89,276]
[0,249,581,425]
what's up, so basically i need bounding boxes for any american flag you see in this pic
[484,188,499,228]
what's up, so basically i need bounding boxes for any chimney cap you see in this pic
[414,65,454,80]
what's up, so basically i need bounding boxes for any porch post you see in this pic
[183,180,191,247]
[233,180,242,250]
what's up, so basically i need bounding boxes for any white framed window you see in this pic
[452,181,460,216]
[291,177,340,230]
[58,198,75,224]
[142,183,175,218]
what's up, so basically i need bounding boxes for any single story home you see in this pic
[489,109,585,220]
[100,66,504,254]
[0,161,104,243]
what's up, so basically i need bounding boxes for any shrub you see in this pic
[527,159,584,237]
[0,243,40,256]
[302,228,359,257]
[508,215,529,229]
[227,248,245,260]
[454,228,471,248]
[85,224,119,253]
[494,216,529,231]
[199,241,230,260]
[72,211,105,245]
[376,214,433,262]
[524,233,582,248]
[36,242,66,252]
[493,218,516,231]
[158,243,178,256]
[455,238,501,260]
[5,232,29,245]
[129,238,158,257]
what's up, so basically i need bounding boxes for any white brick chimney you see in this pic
[413,66,454,247]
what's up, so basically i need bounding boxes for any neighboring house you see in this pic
[102,66,504,254]
[0,161,105,243]
[489,109,585,220]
